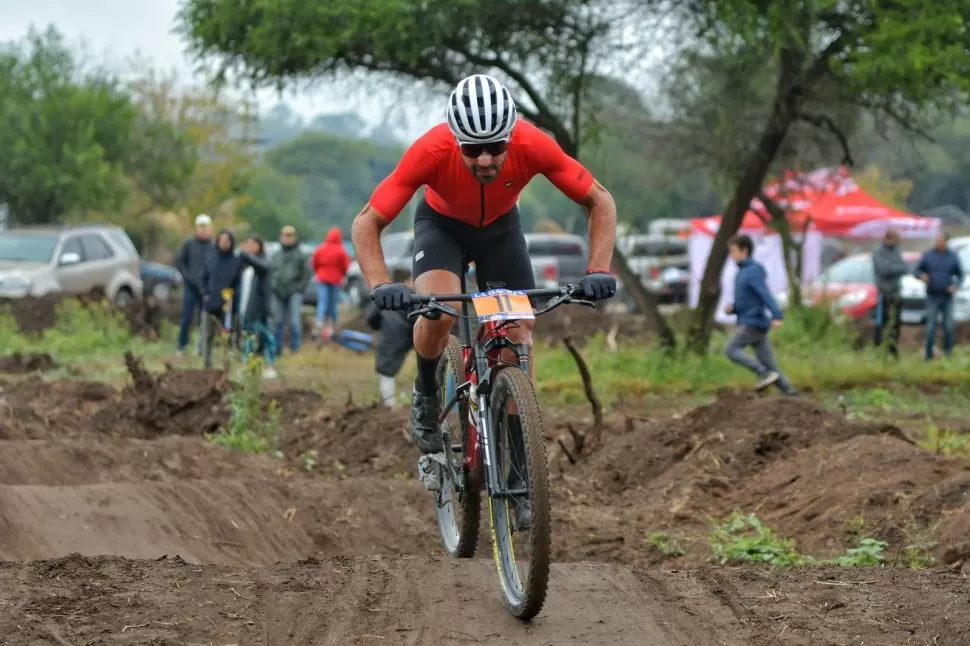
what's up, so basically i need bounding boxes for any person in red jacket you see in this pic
[311,227,352,338]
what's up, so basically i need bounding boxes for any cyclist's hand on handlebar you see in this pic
[371,282,413,310]
[577,271,617,301]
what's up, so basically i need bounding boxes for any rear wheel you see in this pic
[487,366,551,621]
[433,335,481,558]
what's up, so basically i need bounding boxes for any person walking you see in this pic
[270,225,311,354]
[311,227,352,340]
[916,232,964,360]
[174,214,213,356]
[872,229,908,357]
[723,234,798,396]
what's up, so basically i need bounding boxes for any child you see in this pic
[238,236,278,379]
[365,269,416,406]
[723,234,798,396]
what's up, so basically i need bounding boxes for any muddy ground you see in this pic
[0,357,967,644]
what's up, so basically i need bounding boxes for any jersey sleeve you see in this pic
[367,135,437,222]
[527,124,596,203]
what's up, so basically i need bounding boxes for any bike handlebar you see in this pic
[407,284,575,305]
[406,283,592,320]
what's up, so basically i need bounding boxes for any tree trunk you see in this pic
[686,53,807,354]
[757,192,804,307]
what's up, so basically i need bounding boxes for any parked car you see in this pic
[0,224,143,305]
[776,252,929,324]
[618,234,689,304]
[141,261,182,302]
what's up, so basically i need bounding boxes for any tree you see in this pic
[659,0,970,352]
[0,26,140,224]
[176,0,677,346]
[238,165,315,240]
[263,131,406,233]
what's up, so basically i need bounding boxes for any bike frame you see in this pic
[421,276,576,500]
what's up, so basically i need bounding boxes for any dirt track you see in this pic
[0,358,968,644]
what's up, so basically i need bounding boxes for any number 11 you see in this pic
[494,294,513,311]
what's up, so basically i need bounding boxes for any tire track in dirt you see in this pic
[0,555,744,645]
[4,554,967,645]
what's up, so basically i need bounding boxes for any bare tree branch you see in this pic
[796,112,854,166]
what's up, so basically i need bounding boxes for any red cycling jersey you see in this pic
[368,120,595,227]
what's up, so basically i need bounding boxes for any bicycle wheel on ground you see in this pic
[487,366,551,621]
[433,335,481,558]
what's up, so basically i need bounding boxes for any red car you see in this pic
[797,252,925,324]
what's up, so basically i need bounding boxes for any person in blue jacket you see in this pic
[723,234,798,396]
[916,232,964,360]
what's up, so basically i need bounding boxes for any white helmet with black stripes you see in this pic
[446,74,517,144]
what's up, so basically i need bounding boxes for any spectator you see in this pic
[872,228,908,357]
[270,225,311,354]
[238,236,278,379]
[365,269,416,407]
[199,230,263,369]
[916,231,964,360]
[311,227,352,340]
[723,234,798,396]
[174,214,213,356]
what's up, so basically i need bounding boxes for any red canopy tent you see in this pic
[690,166,940,239]
[687,166,941,318]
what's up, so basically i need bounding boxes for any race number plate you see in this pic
[470,289,534,323]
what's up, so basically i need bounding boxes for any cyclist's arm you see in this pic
[351,140,435,289]
[535,135,617,273]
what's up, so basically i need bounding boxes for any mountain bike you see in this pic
[408,278,593,621]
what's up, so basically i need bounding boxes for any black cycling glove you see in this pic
[371,282,413,311]
[577,271,617,301]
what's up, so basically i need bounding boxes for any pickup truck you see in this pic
[618,234,689,304]
[342,231,590,308]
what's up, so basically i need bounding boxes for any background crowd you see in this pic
[173,214,353,377]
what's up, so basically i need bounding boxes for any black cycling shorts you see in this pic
[412,200,536,292]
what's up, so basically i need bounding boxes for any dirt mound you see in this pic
[555,392,969,566]
[91,353,229,438]
[0,437,285,485]
[281,402,416,477]
[1,555,967,645]
[0,352,58,374]
[585,392,906,496]
[0,478,434,566]
[0,378,116,439]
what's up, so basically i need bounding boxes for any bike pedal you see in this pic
[417,453,448,492]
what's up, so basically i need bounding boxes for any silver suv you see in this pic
[0,224,143,305]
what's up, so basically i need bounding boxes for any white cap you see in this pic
[195,213,212,226]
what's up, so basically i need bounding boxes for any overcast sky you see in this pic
[0,0,438,140]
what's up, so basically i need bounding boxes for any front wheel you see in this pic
[487,366,551,621]
[433,335,481,558]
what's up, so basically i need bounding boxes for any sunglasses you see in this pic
[458,139,509,158]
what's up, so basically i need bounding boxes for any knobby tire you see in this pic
[487,366,551,621]
[435,335,481,558]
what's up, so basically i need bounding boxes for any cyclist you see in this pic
[351,73,618,460]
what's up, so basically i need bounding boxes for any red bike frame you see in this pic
[460,318,515,485]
